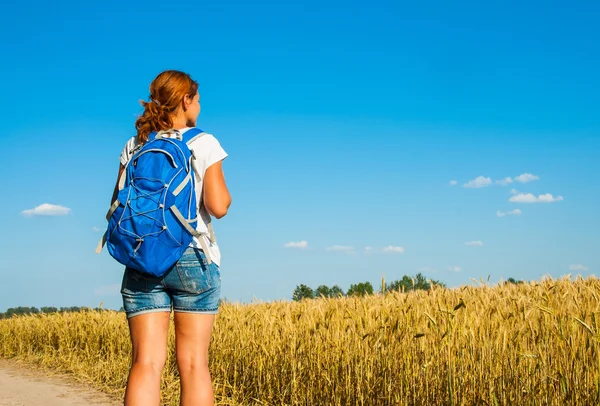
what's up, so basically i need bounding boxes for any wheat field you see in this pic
[1,275,598,405]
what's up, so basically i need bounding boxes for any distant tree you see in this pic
[60,306,84,313]
[347,282,374,297]
[506,277,524,285]
[386,275,414,293]
[329,285,345,298]
[314,284,346,298]
[386,273,445,293]
[293,284,315,301]
[314,285,331,298]
[41,307,59,314]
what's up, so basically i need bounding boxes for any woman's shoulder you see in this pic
[120,135,140,166]
[120,135,139,150]
[191,129,219,143]
[187,130,226,152]
[186,129,228,169]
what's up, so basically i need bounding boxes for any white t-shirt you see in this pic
[119,128,228,267]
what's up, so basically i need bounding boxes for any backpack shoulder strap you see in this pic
[182,128,205,146]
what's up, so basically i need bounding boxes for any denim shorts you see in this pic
[120,247,221,319]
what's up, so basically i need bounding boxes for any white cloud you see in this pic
[497,209,522,217]
[464,176,492,188]
[21,203,71,217]
[449,180,458,186]
[514,173,540,183]
[382,246,405,253]
[326,245,355,252]
[448,266,461,272]
[92,226,103,232]
[465,241,484,246]
[510,188,519,195]
[459,174,539,189]
[284,241,308,249]
[509,193,563,203]
[569,264,589,272]
[94,284,121,296]
[364,246,374,254]
[496,177,513,186]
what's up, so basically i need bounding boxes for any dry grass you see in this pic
[1,275,599,405]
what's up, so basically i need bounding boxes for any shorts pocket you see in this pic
[175,249,212,294]
[121,267,154,294]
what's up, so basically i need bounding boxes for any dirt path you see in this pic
[0,358,121,406]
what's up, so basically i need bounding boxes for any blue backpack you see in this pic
[96,128,213,277]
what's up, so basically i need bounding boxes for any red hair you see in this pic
[135,70,199,144]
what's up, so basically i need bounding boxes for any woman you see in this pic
[113,70,231,405]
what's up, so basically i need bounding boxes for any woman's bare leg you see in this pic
[174,312,216,406]
[124,311,171,406]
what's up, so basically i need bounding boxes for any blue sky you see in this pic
[0,0,598,311]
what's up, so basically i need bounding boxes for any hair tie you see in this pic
[152,99,161,107]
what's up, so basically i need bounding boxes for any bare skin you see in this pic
[174,313,216,406]
[123,313,216,406]
[123,313,170,405]
[116,82,231,406]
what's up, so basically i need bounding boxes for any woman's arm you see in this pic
[203,160,231,219]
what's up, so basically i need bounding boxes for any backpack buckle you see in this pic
[156,129,183,141]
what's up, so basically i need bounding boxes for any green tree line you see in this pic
[293,274,526,301]
[293,273,447,301]
[0,306,120,319]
